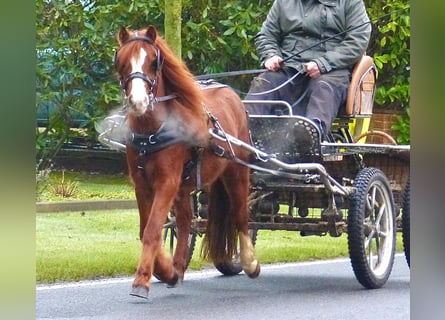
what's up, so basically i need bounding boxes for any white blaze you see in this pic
[129,48,149,111]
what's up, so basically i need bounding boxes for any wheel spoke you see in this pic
[163,221,175,228]
[364,230,375,249]
[366,194,373,213]
[367,189,380,271]
[367,239,374,269]
[375,233,382,264]
[370,186,377,208]
[375,199,386,227]
[378,231,387,238]
[169,229,175,253]
[367,187,378,222]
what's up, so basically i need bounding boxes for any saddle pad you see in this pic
[196,79,228,91]
[249,115,322,162]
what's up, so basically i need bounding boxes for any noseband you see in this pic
[122,70,157,91]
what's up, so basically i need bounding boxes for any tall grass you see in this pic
[37,171,134,202]
[36,209,404,283]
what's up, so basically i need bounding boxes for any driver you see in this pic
[245,0,371,141]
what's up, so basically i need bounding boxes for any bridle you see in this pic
[122,71,158,94]
[115,34,176,109]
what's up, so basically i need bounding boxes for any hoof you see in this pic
[130,285,149,299]
[166,271,179,288]
[246,263,261,279]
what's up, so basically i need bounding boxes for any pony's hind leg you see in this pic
[170,192,195,280]
[239,232,261,278]
[224,165,261,279]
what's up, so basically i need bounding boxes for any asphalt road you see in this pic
[36,254,410,320]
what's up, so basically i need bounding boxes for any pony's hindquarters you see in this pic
[201,164,260,278]
[200,87,260,278]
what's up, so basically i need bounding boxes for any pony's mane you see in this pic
[151,32,204,114]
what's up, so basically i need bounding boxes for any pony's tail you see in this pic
[201,180,238,264]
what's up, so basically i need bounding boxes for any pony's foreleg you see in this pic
[129,181,155,299]
[130,228,161,299]
[131,196,179,298]
[131,179,152,241]
[131,218,179,298]
[239,232,261,278]
[153,247,179,286]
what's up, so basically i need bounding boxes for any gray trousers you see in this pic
[245,67,350,134]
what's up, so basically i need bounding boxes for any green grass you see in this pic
[37,171,134,202]
[255,231,350,263]
[36,172,406,283]
[36,210,140,283]
[36,209,405,284]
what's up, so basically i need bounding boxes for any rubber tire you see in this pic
[402,177,410,267]
[214,229,258,276]
[163,213,197,270]
[347,167,396,289]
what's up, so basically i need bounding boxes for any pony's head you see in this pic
[115,25,162,116]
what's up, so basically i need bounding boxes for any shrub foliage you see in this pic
[36,0,410,166]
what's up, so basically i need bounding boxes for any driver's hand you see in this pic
[264,55,283,71]
[304,61,321,79]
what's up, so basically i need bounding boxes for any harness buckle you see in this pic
[211,144,225,157]
[149,92,155,111]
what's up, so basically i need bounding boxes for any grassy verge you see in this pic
[37,171,134,202]
[36,209,404,284]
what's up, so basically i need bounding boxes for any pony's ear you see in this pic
[117,27,130,46]
[146,25,157,42]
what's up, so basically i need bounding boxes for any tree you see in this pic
[164,0,182,57]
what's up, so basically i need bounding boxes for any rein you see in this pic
[195,68,265,81]
[243,69,307,97]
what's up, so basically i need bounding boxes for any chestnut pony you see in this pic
[114,25,260,298]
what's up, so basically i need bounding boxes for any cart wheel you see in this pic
[163,212,197,270]
[214,229,258,276]
[347,167,396,289]
[402,177,410,267]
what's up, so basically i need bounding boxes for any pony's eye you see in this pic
[151,60,158,71]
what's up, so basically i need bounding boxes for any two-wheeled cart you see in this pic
[190,55,409,288]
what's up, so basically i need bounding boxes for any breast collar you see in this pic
[129,121,187,156]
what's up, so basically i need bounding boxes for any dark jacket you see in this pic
[255,0,371,73]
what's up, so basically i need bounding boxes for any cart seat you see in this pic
[338,55,376,117]
[331,55,377,142]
